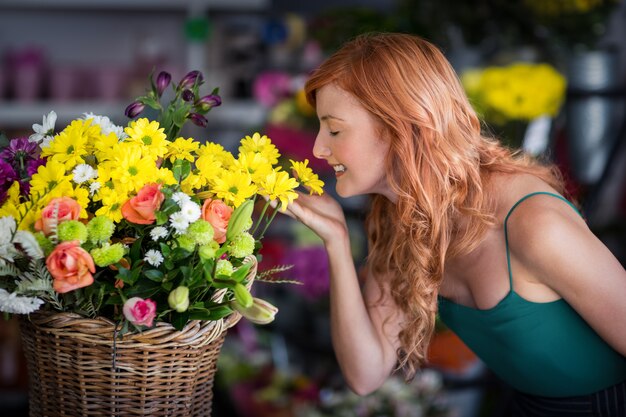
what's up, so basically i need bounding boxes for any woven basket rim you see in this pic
[22,255,257,347]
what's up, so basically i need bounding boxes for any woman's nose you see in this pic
[312,134,330,160]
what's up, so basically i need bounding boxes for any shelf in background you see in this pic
[0,0,269,12]
[0,99,267,131]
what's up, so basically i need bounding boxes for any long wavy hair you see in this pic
[305,33,565,380]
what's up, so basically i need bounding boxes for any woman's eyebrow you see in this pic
[320,115,345,122]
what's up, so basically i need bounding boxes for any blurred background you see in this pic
[1,0,625,416]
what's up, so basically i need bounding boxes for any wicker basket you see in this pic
[19,259,256,417]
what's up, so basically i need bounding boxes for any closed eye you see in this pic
[329,131,339,137]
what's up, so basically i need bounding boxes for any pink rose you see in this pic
[201,199,233,244]
[35,197,82,236]
[121,183,164,224]
[46,240,96,293]
[123,297,157,327]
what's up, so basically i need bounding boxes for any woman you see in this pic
[278,33,626,416]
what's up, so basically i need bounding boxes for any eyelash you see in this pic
[329,131,339,137]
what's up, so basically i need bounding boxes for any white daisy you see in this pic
[72,164,98,184]
[143,249,164,267]
[169,212,190,234]
[171,192,192,206]
[179,201,201,223]
[0,217,18,265]
[82,113,127,139]
[0,289,44,314]
[150,226,168,241]
[30,111,57,144]
[89,181,101,196]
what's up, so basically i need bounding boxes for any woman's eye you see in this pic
[329,131,339,137]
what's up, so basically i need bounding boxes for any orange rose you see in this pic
[46,240,96,293]
[34,197,82,236]
[121,183,164,224]
[201,199,233,244]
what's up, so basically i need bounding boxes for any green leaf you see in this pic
[172,311,190,331]
[212,277,236,289]
[172,159,192,182]
[140,96,161,110]
[144,269,164,282]
[230,262,252,283]
[189,305,232,321]
[155,211,168,225]
[130,237,144,263]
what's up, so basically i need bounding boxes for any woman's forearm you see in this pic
[325,236,396,395]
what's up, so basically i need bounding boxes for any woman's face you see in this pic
[313,84,394,201]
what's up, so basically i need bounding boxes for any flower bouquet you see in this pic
[0,70,323,416]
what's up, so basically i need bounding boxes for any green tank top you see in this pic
[438,192,626,397]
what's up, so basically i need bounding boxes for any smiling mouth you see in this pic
[333,164,346,173]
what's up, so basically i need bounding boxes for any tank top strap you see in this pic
[504,191,581,292]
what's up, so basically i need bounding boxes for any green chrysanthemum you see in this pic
[215,259,234,277]
[34,232,54,256]
[87,216,115,244]
[57,220,88,243]
[228,232,255,258]
[185,219,214,245]
[176,235,196,252]
[198,241,220,260]
[90,243,125,267]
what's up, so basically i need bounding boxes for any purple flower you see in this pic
[182,89,195,102]
[196,94,222,111]
[178,70,203,90]
[125,101,145,118]
[0,137,39,163]
[188,113,208,128]
[282,246,330,301]
[0,160,17,186]
[155,71,171,97]
[27,157,47,176]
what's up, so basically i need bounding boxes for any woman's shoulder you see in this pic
[490,172,569,221]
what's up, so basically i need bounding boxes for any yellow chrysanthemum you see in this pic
[238,132,280,165]
[197,142,235,168]
[124,118,170,160]
[155,167,178,186]
[41,119,100,169]
[212,170,257,208]
[0,182,22,220]
[196,153,223,185]
[29,160,72,196]
[181,173,205,194]
[290,159,324,195]
[258,170,299,211]
[108,143,157,193]
[94,187,127,223]
[93,131,121,162]
[233,151,274,184]
[165,137,200,163]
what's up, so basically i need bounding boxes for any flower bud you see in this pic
[155,71,172,96]
[226,199,254,241]
[196,94,222,111]
[124,101,145,118]
[178,70,203,90]
[168,286,190,313]
[182,89,195,102]
[233,283,253,308]
[188,113,208,128]
[231,297,278,325]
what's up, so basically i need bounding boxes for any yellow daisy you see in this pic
[124,118,170,160]
[165,137,200,163]
[108,143,157,193]
[258,169,299,211]
[212,170,257,208]
[233,151,274,184]
[29,160,72,196]
[290,159,324,195]
[238,132,280,165]
[41,119,100,169]
[197,142,235,168]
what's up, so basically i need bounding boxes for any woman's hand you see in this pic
[279,191,348,245]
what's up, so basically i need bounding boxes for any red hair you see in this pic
[305,33,564,379]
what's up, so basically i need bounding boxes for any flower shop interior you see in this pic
[1,1,626,416]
